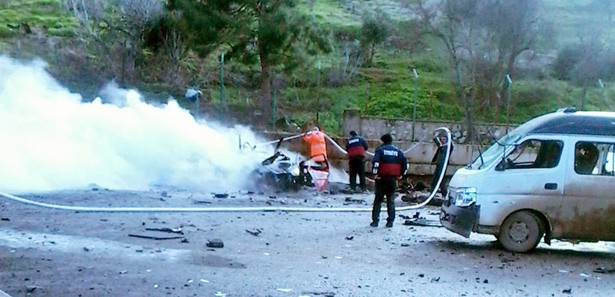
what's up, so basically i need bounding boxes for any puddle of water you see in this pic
[541,240,615,253]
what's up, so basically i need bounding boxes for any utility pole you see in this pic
[598,79,606,104]
[412,68,419,141]
[429,90,433,121]
[505,74,513,133]
[220,53,225,111]
[316,58,321,126]
[271,88,276,130]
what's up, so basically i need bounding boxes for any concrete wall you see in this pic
[337,109,518,176]
[342,109,514,144]
[265,110,517,177]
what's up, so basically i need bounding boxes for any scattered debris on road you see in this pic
[343,197,365,204]
[301,291,335,297]
[206,239,224,248]
[192,200,212,204]
[593,266,615,274]
[145,227,184,235]
[128,234,184,240]
[245,229,262,236]
[403,218,441,228]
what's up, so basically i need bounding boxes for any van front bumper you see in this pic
[440,203,480,238]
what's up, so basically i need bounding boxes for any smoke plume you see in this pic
[0,56,271,193]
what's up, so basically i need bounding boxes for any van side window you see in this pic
[575,142,615,176]
[505,139,563,169]
[575,142,599,175]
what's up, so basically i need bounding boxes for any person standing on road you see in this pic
[345,130,369,193]
[429,132,454,197]
[370,133,407,228]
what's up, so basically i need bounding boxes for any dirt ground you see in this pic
[1,188,615,297]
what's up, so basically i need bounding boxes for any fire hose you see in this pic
[0,129,452,213]
[324,127,452,210]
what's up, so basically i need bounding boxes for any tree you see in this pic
[360,10,391,66]
[489,0,546,120]
[411,0,547,141]
[167,0,330,122]
[413,0,480,143]
[166,0,237,58]
[572,29,607,111]
[553,46,584,81]
[65,0,165,83]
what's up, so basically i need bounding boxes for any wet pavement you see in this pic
[1,189,615,297]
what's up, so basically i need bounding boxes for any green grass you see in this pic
[1,0,614,136]
[304,0,361,28]
[0,0,77,38]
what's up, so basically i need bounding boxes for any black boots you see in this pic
[370,221,393,227]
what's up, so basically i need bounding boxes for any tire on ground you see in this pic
[497,211,544,253]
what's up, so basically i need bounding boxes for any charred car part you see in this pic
[256,151,304,191]
[255,150,330,191]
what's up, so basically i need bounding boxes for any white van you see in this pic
[440,108,615,253]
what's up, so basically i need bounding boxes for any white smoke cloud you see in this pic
[0,55,273,193]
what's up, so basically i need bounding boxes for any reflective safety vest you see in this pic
[303,131,327,162]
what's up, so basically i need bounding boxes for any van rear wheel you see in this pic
[498,211,543,253]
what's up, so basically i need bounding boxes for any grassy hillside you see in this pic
[0,0,77,38]
[542,0,615,45]
[1,0,614,135]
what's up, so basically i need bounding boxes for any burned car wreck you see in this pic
[254,150,330,191]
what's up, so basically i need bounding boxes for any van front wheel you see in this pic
[498,211,543,253]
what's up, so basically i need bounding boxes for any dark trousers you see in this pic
[348,157,366,191]
[430,162,448,195]
[372,176,397,224]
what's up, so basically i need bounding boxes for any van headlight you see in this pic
[453,187,477,207]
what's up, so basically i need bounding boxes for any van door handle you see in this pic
[544,183,558,190]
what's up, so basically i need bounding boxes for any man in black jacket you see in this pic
[345,130,369,192]
[370,133,408,228]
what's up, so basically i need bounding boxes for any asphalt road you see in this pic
[1,189,615,297]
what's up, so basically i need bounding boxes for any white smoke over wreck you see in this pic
[0,55,272,193]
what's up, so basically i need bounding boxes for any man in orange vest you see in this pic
[300,126,329,189]
[302,126,328,164]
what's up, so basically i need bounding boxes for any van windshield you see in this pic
[468,133,521,169]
